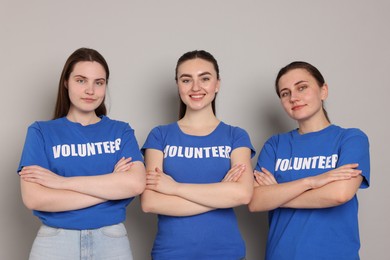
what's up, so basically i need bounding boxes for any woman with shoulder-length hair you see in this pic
[18,47,146,260]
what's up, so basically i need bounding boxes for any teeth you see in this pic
[191,95,203,98]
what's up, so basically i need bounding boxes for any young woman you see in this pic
[18,48,146,260]
[249,61,370,260]
[141,50,255,260]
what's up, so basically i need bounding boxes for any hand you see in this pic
[146,167,178,195]
[222,164,246,182]
[114,157,133,173]
[307,163,362,189]
[254,167,277,186]
[19,165,66,189]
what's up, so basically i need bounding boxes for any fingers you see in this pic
[114,157,133,172]
[254,168,277,186]
[222,164,245,182]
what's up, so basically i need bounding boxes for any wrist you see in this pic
[301,177,314,190]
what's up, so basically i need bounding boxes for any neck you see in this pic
[66,110,101,126]
[298,118,330,134]
[178,107,220,135]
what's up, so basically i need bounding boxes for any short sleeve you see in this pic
[119,124,144,163]
[255,136,277,174]
[232,127,256,158]
[17,123,50,173]
[338,129,370,188]
[141,126,164,155]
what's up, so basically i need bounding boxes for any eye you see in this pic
[76,79,85,84]
[96,80,106,86]
[201,77,210,82]
[298,85,308,91]
[280,91,290,98]
[180,78,191,84]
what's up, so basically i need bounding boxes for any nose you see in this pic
[191,80,201,91]
[85,83,95,95]
[289,91,299,103]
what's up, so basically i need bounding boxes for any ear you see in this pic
[64,81,68,89]
[321,83,328,101]
[215,79,221,93]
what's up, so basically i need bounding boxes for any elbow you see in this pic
[140,191,156,213]
[248,198,263,212]
[333,190,355,205]
[248,203,258,212]
[131,181,146,197]
[22,196,41,211]
[236,188,253,205]
[140,199,154,213]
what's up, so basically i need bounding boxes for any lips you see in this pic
[190,94,205,100]
[291,104,306,111]
[82,98,96,103]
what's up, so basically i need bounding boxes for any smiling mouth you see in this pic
[292,105,305,111]
[190,94,205,99]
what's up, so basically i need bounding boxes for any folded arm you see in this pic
[20,179,106,212]
[281,175,362,208]
[248,164,362,212]
[19,158,146,201]
[144,147,253,210]
[141,149,215,216]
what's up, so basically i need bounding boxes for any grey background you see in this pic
[1,0,388,259]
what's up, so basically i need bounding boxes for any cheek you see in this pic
[96,87,107,97]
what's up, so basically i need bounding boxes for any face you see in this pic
[176,58,220,113]
[277,68,328,123]
[66,61,107,117]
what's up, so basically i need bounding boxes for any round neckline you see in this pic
[292,124,336,140]
[63,115,107,128]
[175,121,222,137]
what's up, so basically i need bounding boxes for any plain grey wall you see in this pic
[1,0,388,259]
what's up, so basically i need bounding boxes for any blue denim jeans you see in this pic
[29,223,133,260]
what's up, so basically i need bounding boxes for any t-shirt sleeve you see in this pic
[232,127,256,158]
[141,126,164,156]
[17,122,50,173]
[119,124,144,163]
[255,135,277,174]
[337,129,370,189]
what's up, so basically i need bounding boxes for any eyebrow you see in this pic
[178,71,212,79]
[294,80,308,86]
[279,80,309,93]
[73,75,106,81]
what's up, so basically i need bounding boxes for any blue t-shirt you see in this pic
[256,125,370,260]
[17,116,143,230]
[142,122,255,260]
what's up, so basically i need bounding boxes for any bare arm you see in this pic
[248,164,362,212]
[20,178,106,212]
[248,169,312,212]
[146,147,254,209]
[141,149,215,216]
[281,175,363,208]
[19,160,146,200]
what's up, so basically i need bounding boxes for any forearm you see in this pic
[281,176,362,209]
[174,180,253,209]
[248,178,312,212]
[63,162,146,200]
[141,190,214,216]
[21,180,105,212]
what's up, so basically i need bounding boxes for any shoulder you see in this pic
[28,118,64,131]
[333,125,369,142]
[265,129,295,145]
[149,122,177,134]
[102,116,130,128]
[219,121,250,136]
